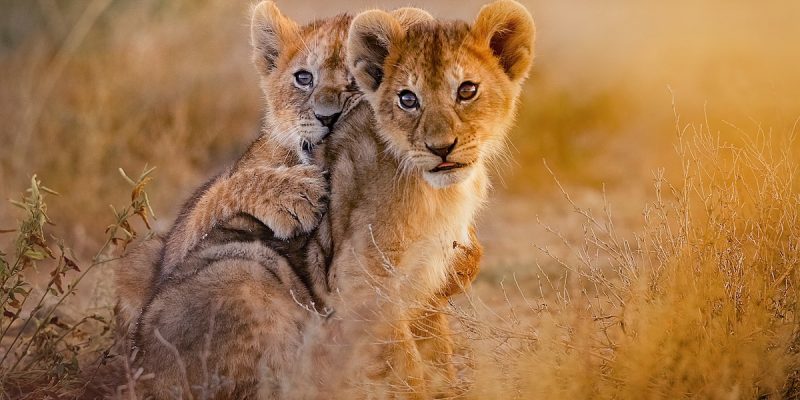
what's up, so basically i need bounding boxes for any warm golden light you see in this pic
[1,1,798,398]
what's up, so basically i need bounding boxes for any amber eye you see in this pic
[457,81,478,101]
[294,70,313,87]
[398,90,419,110]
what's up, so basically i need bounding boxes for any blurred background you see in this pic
[1,0,799,301]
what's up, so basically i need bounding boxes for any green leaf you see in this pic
[23,249,46,261]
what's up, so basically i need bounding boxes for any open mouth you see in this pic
[430,162,466,173]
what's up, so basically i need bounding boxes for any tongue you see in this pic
[437,162,457,169]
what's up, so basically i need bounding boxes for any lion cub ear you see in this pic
[250,1,300,76]
[390,7,434,27]
[472,0,536,84]
[347,10,405,93]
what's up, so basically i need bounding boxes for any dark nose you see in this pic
[315,112,341,129]
[425,138,457,160]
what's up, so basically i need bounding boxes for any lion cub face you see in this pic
[251,2,358,151]
[348,0,535,188]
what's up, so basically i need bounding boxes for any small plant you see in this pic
[0,167,155,399]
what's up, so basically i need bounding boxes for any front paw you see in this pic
[438,240,483,297]
[252,165,328,239]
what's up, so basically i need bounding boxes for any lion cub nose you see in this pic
[315,112,341,129]
[425,138,458,160]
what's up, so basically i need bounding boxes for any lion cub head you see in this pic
[250,1,359,151]
[348,0,535,188]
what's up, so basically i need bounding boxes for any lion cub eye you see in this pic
[398,90,419,110]
[294,70,314,87]
[457,81,479,101]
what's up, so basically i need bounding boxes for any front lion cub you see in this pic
[301,1,536,397]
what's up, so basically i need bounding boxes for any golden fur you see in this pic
[114,0,536,395]
[110,3,504,398]
[156,3,359,282]
[294,2,535,396]
[111,4,356,396]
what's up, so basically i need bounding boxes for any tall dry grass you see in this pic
[0,168,154,398]
[460,115,800,399]
[0,0,261,254]
[2,1,800,398]
[3,117,797,397]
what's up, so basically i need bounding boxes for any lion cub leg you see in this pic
[438,225,483,298]
[356,319,430,400]
[224,165,327,239]
[161,164,327,277]
[411,225,483,396]
[409,305,456,398]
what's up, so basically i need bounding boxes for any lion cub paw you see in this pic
[245,165,328,239]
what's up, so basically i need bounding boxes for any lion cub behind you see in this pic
[156,2,359,284]
[114,0,358,349]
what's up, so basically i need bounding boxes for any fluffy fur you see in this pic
[110,3,501,398]
[290,1,536,397]
[156,3,359,282]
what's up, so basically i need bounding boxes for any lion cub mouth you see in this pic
[430,162,466,173]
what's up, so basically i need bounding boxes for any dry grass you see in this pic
[2,0,800,398]
[0,0,260,254]
[0,168,154,398]
[459,117,800,399]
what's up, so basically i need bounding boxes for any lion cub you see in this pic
[153,3,482,294]
[113,0,358,367]
[297,1,536,396]
[115,4,482,396]
[155,2,360,284]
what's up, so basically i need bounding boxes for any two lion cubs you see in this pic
[114,1,534,398]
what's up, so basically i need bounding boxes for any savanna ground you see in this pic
[2,0,800,398]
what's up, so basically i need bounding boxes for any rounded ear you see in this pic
[472,0,536,84]
[347,10,404,93]
[250,1,300,76]
[390,7,434,27]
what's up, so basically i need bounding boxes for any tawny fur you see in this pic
[116,0,537,394]
[110,3,496,398]
[292,2,535,396]
[156,4,358,282]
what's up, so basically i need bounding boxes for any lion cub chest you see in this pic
[329,163,480,298]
